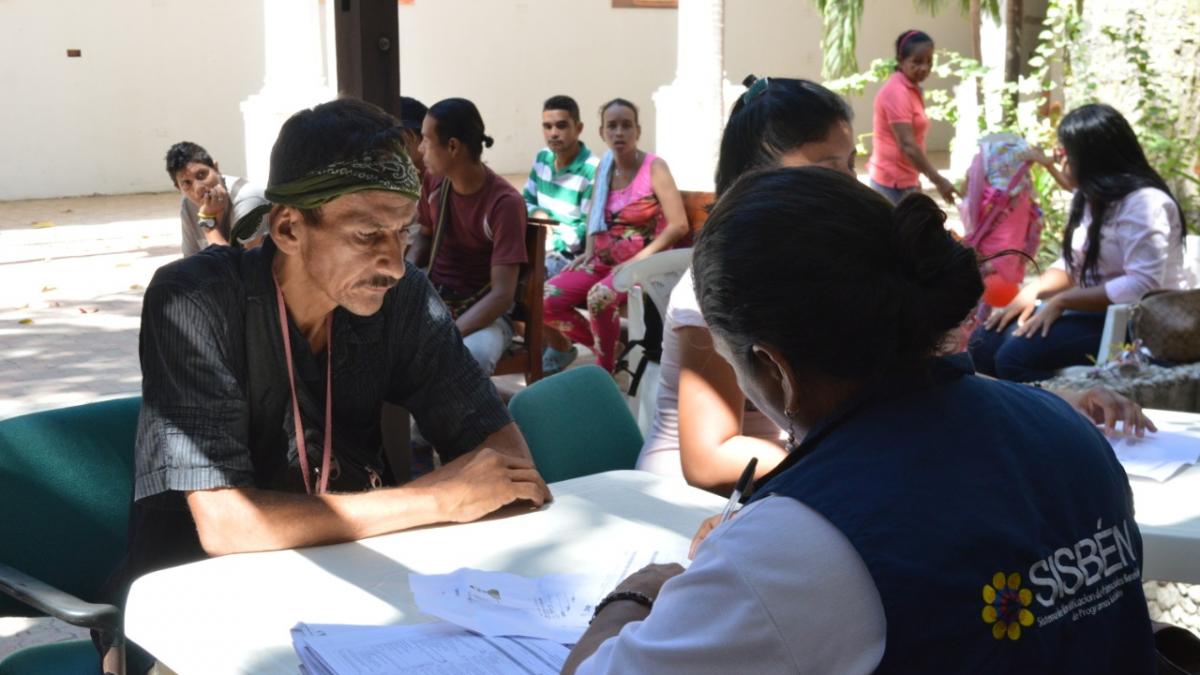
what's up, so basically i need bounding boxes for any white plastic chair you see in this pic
[612,248,693,437]
[1095,303,1132,366]
[1185,234,1200,289]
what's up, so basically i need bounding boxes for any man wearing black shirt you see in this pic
[102,99,551,669]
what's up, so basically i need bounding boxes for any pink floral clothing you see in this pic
[544,152,665,372]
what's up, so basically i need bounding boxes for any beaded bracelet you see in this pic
[590,590,654,625]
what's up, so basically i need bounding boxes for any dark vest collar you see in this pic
[752,355,974,493]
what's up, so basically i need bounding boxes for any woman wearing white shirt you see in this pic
[969,103,1188,381]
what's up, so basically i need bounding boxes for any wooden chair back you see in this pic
[681,190,714,233]
[493,219,549,383]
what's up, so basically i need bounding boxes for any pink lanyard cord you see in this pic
[274,278,333,496]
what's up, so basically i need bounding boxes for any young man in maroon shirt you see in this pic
[411,98,527,374]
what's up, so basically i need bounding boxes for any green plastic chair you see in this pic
[0,397,141,675]
[508,365,644,483]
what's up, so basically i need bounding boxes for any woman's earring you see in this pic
[784,407,800,451]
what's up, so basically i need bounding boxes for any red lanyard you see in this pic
[274,279,333,495]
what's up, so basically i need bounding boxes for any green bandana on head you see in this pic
[231,141,422,244]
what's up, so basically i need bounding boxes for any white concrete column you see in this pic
[950,77,981,174]
[652,0,743,192]
[979,0,1008,131]
[240,0,337,185]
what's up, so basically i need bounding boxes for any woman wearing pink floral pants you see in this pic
[543,98,688,372]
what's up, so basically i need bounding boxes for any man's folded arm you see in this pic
[186,434,549,557]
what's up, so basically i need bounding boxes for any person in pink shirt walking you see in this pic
[869,29,958,205]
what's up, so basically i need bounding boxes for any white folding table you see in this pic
[124,470,724,674]
[126,412,1200,673]
[1125,409,1200,585]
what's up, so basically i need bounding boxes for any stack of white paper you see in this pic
[291,622,568,675]
[1108,431,1200,482]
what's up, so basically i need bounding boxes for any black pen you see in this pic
[718,457,757,524]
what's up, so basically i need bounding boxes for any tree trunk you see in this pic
[970,0,982,62]
[1003,0,1022,121]
[1004,0,1022,83]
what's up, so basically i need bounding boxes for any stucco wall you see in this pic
[396,0,678,177]
[401,0,973,176]
[724,0,974,159]
[0,0,266,200]
[1,0,973,200]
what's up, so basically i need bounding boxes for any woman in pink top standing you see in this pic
[869,29,958,205]
[543,98,689,373]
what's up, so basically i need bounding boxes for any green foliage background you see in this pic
[822,0,1200,269]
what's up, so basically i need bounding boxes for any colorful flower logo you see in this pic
[982,571,1035,640]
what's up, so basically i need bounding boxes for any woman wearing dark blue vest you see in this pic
[564,167,1156,674]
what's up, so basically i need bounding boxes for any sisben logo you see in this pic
[1028,518,1138,609]
[982,518,1141,639]
[982,572,1036,640]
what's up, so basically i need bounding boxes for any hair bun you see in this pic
[742,74,759,88]
[889,193,983,337]
[891,194,951,284]
[482,134,494,148]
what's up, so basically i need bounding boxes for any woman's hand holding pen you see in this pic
[688,513,726,560]
[689,457,758,559]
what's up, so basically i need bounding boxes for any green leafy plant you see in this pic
[813,0,1000,79]
[813,0,864,80]
[1095,10,1199,231]
[826,0,1199,269]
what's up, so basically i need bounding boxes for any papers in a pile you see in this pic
[291,621,568,675]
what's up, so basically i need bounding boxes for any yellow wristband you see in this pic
[196,211,218,220]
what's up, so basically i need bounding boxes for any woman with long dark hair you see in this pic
[969,103,1188,381]
[868,29,958,205]
[636,76,857,489]
[564,168,1156,674]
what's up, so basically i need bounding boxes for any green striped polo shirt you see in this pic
[522,142,601,253]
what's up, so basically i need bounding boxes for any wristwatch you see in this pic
[197,211,218,230]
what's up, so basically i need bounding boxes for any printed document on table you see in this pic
[410,547,688,644]
[290,621,568,675]
[1108,430,1200,482]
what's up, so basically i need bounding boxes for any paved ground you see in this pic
[0,192,185,656]
[0,192,181,420]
